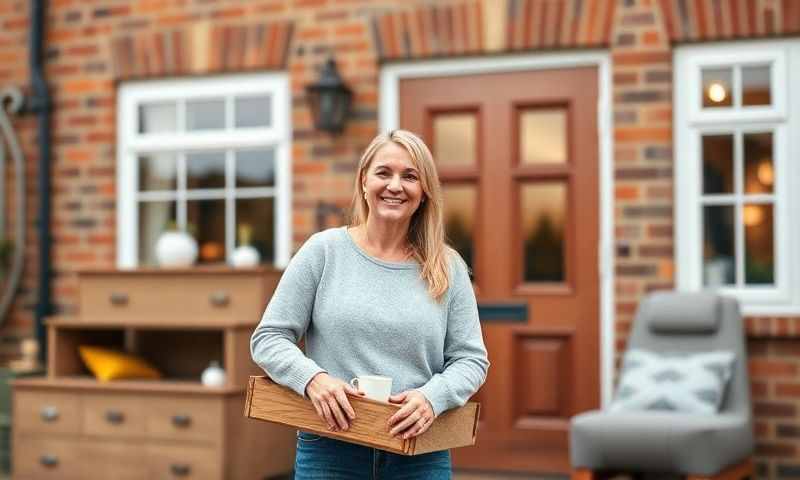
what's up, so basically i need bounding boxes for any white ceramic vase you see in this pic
[155,231,198,268]
[231,245,260,268]
[201,361,226,387]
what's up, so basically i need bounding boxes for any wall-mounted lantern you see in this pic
[305,57,352,135]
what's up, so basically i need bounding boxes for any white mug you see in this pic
[350,375,392,402]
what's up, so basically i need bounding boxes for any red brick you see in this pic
[750,360,799,377]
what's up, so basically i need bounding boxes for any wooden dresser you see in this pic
[11,267,295,480]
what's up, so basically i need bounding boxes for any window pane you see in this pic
[522,183,566,282]
[433,113,476,166]
[138,201,177,267]
[187,199,226,264]
[186,98,225,131]
[520,108,567,164]
[138,153,177,191]
[744,132,773,194]
[702,68,733,108]
[742,65,771,106]
[139,102,177,134]
[187,152,226,190]
[702,134,734,194]
[235,95,272,128]
[236,149,275,188]
[442,184,476,278]
[236,198,274,264]
[703,205,735,286]
[744,204,774,285]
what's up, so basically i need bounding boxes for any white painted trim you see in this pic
[380,51,616,408]
[116,72,291,269]
[674,38,800,314]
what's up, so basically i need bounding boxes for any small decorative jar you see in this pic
[155,228,198,268]
[231,224,260,268]
[201,360,226,387]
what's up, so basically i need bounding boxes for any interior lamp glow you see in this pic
[757,160,774,186]
[743,205,764,226]
[708,82,727,103]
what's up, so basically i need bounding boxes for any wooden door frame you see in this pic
[380,51,616,407]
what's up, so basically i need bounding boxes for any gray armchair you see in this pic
[570,292,754,480]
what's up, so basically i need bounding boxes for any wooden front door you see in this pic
[401,67,600,474]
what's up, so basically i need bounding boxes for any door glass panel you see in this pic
[139,102,177,134]
[744,203,774,285]
[138,152,177,191]
[521,183,566,282]
[742,65,771,106]
[236,149,275,187]
[187,151,226,190]
[236,198,275,264]
[442,184,476,278]
[520,108,567,164]
[744,132,773,194]
[703,205,735,286]
[702,68,733,108]
[235,95,272,128]
[187,199,226,264]
[702,134,734,194]
[138,200,177,266]
[186,98,226,131]
[433,113,476,166]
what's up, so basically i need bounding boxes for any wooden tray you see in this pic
[244,376,480,455]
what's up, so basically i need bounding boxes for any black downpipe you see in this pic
[29,0,53,365]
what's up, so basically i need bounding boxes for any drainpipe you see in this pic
[29,0,53,365]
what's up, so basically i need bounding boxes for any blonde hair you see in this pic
[349,129,453,302]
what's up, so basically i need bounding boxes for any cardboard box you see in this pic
[244,376,480,455]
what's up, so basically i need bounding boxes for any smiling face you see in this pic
[361,142,425,226]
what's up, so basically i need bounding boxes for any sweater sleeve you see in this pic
[250,233,327,397]
[417,253,490,417]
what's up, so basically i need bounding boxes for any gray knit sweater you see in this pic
[250,226,489,416]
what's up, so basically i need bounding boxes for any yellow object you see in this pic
[78,345,162,382]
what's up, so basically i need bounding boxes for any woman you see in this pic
[250,129,489,479]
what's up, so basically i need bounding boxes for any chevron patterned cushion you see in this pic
[608,349,736,415]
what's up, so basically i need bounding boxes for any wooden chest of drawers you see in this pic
[12,268,295,480]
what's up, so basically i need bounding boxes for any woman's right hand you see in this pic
[305,372,363,431]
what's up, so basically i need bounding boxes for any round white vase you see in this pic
[201,361,226,387]
[231,245,260,268]
[155,231,198,267]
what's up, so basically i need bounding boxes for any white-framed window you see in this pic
[116,73,292,269]
[675,39,800,315]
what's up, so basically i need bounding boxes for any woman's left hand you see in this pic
[387,390,435,439]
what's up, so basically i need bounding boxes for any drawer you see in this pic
[82,393,145,438]
[145,444,221,480]
[145,396,223,443]
[13,390,80,435]
[78,271,268,325]
[13,435,146,480]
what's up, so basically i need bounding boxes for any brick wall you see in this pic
[1,0,800,476]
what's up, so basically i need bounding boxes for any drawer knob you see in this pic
[171,463,191,476]
[105,409,125,424]
[40,454,59,468]
[172,414,192,428]
[109,292,129,306]
[209,291,230,307]
[40,406,59,422]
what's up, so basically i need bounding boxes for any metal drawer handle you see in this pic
[172,414,192,428]
[105,409,125,424]
[209,291,230,307]
[40,406,59,422]
[171,463,191,476]
[40,454,59,468]
[109,292,129,306]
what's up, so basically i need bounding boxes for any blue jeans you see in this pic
[294,430,452,480]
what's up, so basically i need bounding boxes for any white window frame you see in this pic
[116,72,292,269]
[675,39,800,315]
